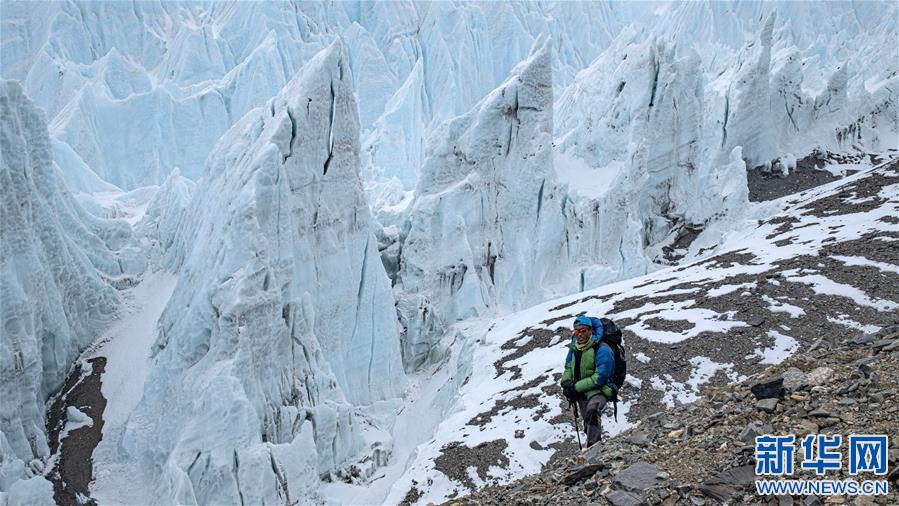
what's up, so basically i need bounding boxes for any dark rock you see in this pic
[613,461,666,493]
[887,466,899,482]
[750,377,785,400]
[706,465,755,486]
[606,489,647,506]
[699,483,736,502]
[700,465,756,501]
[748,316,766,327]
[873,339,894,348]
[562,463,604,485]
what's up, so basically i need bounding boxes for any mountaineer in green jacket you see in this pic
[560,315,618,448]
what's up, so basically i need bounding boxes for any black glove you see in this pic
[561,380,577,401]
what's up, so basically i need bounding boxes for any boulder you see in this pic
[748,317,766,327]
[699,465,755,502]
[757,398,779,413]
[750,377,784,400]
[782,367,808,391]
[806,367,834,386]
[613,461,667,493]
[562,463,604,485]
[626,430,651,447]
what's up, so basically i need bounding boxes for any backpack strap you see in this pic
[573,347,582,382]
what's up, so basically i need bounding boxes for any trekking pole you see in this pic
[570,401,583,450]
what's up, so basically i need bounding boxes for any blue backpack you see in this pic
[588,317,627,418]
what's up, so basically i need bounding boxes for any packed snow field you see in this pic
[1,1,897,505]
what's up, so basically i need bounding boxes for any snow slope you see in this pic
[387,160,899,504]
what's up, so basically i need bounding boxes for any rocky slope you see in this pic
[452,327,899,505]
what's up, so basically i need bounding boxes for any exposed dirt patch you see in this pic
[820,230,899,268]
[467,375,551,428]
[642,318,696,333]
[434,440,510,490]
[747,152,841,202]
[548,292,621,313]
[493,328,563,379]
[632,277,677,289]
[688,249,759,270]
[399,483,422,506]
[538,314,574,327]
[660,224,703,264]
[798,159,899,218]
[46,356,107,506]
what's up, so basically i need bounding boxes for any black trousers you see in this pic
[577,394,608,447]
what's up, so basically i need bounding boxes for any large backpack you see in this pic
[589,317,628,419]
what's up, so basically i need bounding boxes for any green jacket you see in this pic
[561,339,615,399]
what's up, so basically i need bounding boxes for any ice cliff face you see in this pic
[392,39,566,370]
[105,42,405,504]
[0,81,140,497]
[555,26,749,267]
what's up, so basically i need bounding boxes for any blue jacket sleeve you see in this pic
[593,344,615,388]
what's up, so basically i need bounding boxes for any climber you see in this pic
[560,315,620,448]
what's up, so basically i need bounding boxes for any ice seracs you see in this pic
[0,80,141,502]
[394,37,563,370]
[100,42,405,504]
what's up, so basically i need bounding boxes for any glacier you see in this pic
[88,42,406,505]
[0,80,143,503]
[1,1,897,505]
